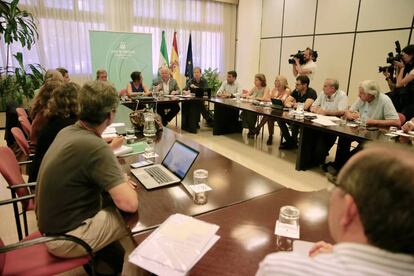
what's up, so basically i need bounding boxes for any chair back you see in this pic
[18,116,32,138]
[16,107,28,118]
[11,128,31,157]
[0,147,31,210]
[0,238,4,275]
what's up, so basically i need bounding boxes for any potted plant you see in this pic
[202,67,222,96]
[0,0,44,111]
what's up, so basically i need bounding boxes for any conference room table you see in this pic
[209,97,411,170]
[121,95,205,134]
[114,104,333,275]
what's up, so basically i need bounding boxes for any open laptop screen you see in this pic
[162,141,199,179]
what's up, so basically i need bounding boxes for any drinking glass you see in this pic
[126,127,135,139]
[144,138,155,159]
[276,205,300,251]
[193,169,208,185]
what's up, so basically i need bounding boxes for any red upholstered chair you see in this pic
[11,127,32,158]
[0,146,35,240]
[16,107,29,118]
[0,196,93,276]
[18,116,32,138]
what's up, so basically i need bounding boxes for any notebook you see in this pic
[190,87,212,98]
[131,141,199,189]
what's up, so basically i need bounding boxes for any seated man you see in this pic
[257,143,414,275]
[331,80,400,173]
[216,70,240,98]
[184,67,214,126]
[96,69,108,81]
[35,81,139,275]
[278,75,317,149]
[310,78,348,165]
[152,67,181,126]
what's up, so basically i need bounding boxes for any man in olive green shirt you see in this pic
[36,81,139,275]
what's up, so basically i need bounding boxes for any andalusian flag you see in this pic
[158,31,169,72]
[169,31,182,87]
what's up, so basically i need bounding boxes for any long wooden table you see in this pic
[115,105,284,233]
[209,97,406,170]
[115,104,333,275]
[133,189,333,275]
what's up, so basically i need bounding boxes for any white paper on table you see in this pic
[274,220,300,239]
[311,117,338,127]
[129,235,219,276]
[189,184,212,193]
[317,115,341,121]
[113,145,133,156]
[129,214,220,274]
[102,133,118,139]
[109,122,125,127]
[103,126,117,134]
[178,95,193,98]
[393,130,414,137]
[293,240,314,257]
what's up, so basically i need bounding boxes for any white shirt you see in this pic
[312,90,348,111]
[216,81,241,97]
[350,93,399,121]
[256,243,414,276]
[300,60,317,80]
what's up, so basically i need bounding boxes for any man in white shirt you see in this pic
[327,80,400,175]
[216,70,240,98]
[310,78,348,165]
[152,67,181,126]
[257,143,414,276]
[292,47,317,80]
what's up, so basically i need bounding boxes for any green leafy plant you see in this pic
[202,67,222,96]
[0,0,44,110]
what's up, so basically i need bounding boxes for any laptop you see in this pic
[271,98,284,110]
[190,87,212,98]
[131,141,199,189]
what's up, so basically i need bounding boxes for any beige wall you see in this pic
[237,0,414,103]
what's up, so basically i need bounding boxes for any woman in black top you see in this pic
[29,82,80,182]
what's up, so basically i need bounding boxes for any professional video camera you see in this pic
[288,50,305,65]
[378,41,402,75]
[288,49,318,65]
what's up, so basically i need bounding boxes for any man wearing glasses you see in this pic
[257,143,414,275]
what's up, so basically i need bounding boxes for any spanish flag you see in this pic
[169,31,182,88]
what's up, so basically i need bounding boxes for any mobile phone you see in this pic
[130,160,154,168]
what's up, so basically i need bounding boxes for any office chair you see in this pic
[11,127,32,158]
[0,146,36,240]
[0,195,94,276]
[18,115,32,138]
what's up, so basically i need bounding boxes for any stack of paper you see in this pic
[311,117,338,126]
[129,213,220,276]
[113,145,133,156]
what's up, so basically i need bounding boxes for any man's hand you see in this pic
[171,90,179,95]
[402,120,414,133]
[110,136,124,149]
[345,110,359,121]
[309,241,333,257]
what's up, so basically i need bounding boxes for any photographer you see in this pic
[390,44,414,120]
[292,47,317,80]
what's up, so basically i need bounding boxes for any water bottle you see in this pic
[143,111,157,137]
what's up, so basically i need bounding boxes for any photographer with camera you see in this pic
[290,47,317,80]
[388,44,414,120]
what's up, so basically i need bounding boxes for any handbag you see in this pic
[129,108,163,132]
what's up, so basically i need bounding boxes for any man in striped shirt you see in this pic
[256,143,414,275]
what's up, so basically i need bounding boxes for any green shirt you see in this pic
[36,122,125,234]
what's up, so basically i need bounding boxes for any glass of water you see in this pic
[276,205,300,251]
[144,138,155,158]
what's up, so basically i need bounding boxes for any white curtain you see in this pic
[1,0,237,85]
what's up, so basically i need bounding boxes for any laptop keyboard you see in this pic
[144,167,175,183]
